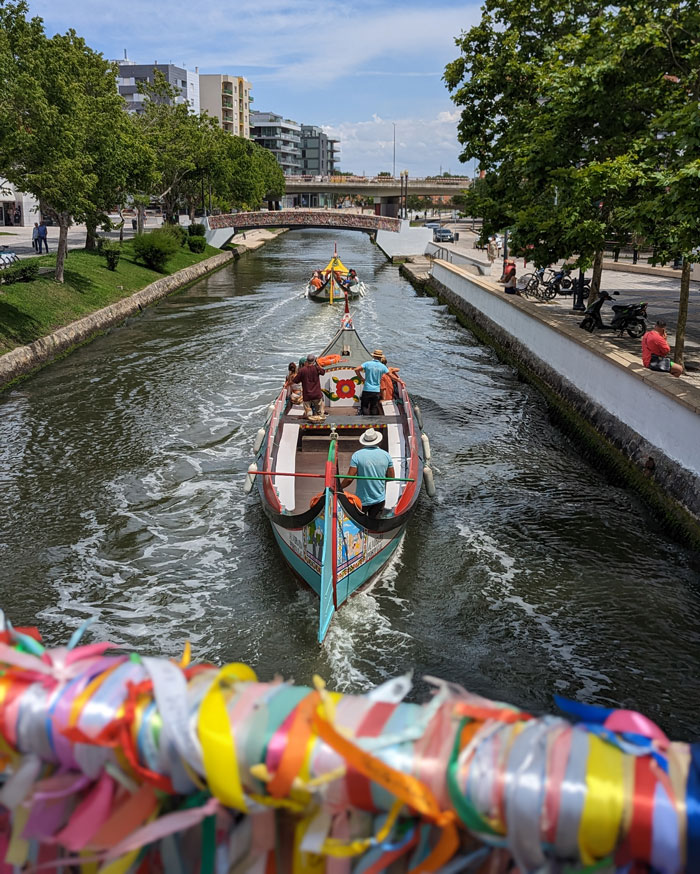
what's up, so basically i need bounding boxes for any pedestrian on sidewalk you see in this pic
[487,237,498,265]
[641,321,683,377]
[31,222,39,252]
[37,221,49,253]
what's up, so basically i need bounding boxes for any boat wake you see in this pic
[456,524,610,698]
[322,541,412,692]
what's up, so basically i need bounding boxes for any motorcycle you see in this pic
[579,290,648,338]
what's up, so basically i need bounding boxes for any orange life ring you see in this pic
[317,354,341,367]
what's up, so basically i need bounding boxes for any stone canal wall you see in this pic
[0,251,233,391]
[423,260,700,539]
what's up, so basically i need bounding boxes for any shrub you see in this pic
[187,236,206,254]
[132,229,179,271]
[0,260,39,285]
[163,224,188,247]
[101,240,121,271]
[188,223,206,237]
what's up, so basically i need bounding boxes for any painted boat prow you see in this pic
[318,488,335,643]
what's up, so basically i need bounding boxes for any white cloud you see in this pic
[322,109,466,177]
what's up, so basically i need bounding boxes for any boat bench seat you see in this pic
[385,423,403,510]
[275,423,299,511]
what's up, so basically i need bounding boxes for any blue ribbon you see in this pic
[687,743,700,873]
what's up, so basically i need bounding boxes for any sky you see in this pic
[25,0,482,177]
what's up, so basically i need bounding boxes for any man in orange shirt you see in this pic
[641,321,683,377]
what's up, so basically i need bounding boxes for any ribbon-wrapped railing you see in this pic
[0,618,697,873]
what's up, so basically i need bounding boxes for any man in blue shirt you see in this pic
[355,348,389,416]
[340,428,395,518]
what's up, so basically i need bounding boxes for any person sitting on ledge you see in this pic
[641,321,683,377]
[498,258,520,295]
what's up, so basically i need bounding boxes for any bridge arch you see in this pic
[205,210,401,248]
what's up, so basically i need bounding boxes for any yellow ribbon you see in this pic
[197,662,256,811]
[321,798,404,858]
[578,734,625,865]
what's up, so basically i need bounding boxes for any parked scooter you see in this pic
[579,290,648,338]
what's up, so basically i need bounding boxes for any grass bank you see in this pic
[0,240,221,355]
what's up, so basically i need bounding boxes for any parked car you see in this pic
[433,228,454,243]
[424,221,441,229]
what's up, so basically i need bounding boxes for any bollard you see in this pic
[572,269,586,311]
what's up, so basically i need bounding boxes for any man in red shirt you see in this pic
[293,354,326,420]
[641,321,683,377]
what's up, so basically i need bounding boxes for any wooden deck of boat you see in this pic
[295,449,356,511]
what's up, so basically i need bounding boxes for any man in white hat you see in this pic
[339,428,394,518]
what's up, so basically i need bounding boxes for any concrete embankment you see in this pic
[224,227,288,255]
[402,257,700,543]
[0,251,234,390]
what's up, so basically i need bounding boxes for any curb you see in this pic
[0,250,234,391]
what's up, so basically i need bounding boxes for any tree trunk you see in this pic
[55,213,71,283]
[137,205,145,234]
[84,217,98,251]
[587,248,604,305]
[189,202,196,223]
[673,259,690,366]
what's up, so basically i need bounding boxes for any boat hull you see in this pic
[307,283,364,302]
[270,509,406,637]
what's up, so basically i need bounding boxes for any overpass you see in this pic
[284,175,471,198]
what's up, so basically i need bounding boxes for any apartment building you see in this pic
[199,75,252,137]
[250,111,303,176]
[116,59,200,115]
[300,125,339,176]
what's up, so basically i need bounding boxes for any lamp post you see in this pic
[400,170,408,219]
[392,123,396,178]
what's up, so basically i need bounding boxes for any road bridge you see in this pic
[284,175,471,198]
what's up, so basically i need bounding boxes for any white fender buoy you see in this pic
[265,403,275,424]
[421,433,432,462]
[414,405,424,431]
[244,463,258,495]
[253,428,266,455]
[423,466,436,498]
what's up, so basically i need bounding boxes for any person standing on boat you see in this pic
[339,428,394,519]
[293,353,326,421]
[355,349,389,416]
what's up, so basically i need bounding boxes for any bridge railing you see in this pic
[287,175,471,186]
[207,210,402,233]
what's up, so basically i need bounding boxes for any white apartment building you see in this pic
[199,75,252,138]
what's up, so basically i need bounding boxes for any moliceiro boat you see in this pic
[248,307,433,642]
[306,245,366,302]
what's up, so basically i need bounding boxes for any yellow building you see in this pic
[199,74,252,138]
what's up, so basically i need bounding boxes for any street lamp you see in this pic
[392,123,396,178]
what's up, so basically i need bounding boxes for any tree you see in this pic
[443,0,690,302]
[0,2,134,281]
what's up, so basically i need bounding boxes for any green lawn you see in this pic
[0,240,222,355]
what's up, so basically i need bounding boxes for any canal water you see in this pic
[1,229,699,738]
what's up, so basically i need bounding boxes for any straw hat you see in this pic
[372,349,384,359]
[359,428,382,446]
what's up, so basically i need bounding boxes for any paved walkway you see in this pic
[443,226,700,377]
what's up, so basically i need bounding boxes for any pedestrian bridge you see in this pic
[204,210,432,259]
[207,210,399,239]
